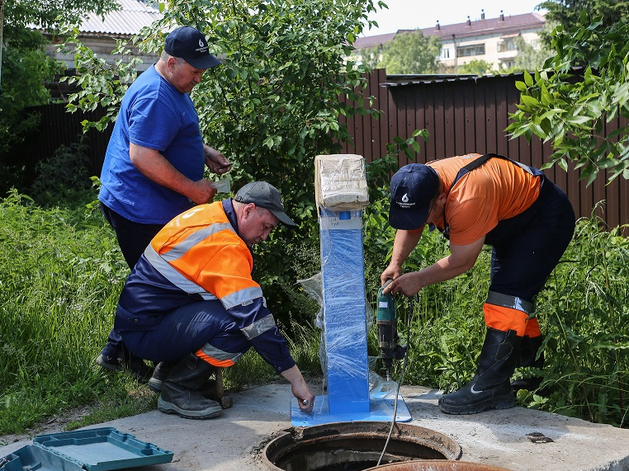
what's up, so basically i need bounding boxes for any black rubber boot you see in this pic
[439,328,522,415]
[157,354,222,419]
[511,335,544,393]
[96,343,153,382]
[148,361,177,393]
[149,361,220,399]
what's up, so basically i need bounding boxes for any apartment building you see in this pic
[354,10,546,72]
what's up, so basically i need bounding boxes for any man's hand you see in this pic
[281,365,315,413]
[380,264,402,286]
[380,228,424,290]
[384,272,423,297]
[204,145,232,174]
[189,179,218,205]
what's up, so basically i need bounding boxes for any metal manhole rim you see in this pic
[261,421,463,471]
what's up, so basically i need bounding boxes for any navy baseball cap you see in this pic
[389,164,440,230]
[235,182,297,228]
[164,26,221,70]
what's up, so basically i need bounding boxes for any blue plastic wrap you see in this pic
[318,208,371,414]
[291,154,411,426]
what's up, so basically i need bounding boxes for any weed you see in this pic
[0,189,132,434]
[524,211,629,426]
[1,186,628,435]
[30,136,93,206]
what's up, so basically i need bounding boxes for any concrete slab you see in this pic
[1,383,629,471]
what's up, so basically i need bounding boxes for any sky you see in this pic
[363,0,546,36]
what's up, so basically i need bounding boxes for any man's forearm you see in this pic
[130,143,215,204]
[390,228,424,268]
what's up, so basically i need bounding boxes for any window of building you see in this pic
[497,38,518,52]
[440,47,452,59]
[456,44,485,57]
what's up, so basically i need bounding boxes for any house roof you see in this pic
[354,12,545,50]
[80,0,162,37]
[422,12,546,40]
[353,32,396,50]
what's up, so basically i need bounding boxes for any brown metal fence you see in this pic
[20,69,629,230]
[338,69,629,231]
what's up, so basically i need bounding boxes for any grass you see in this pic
[0,189,322,437]
[1,187,628,437]
[366,205,629,428]
[523,211,629,426]
[0,190,152,435]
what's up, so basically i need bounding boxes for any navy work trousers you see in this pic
[120,300,250,364]
[100,203,164,270]
[486,178,576,304]
[100,204,164,358]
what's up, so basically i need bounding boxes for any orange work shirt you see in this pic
[428,154,542,246]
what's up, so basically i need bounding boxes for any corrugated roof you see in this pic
[381,71,528,87]
[80,0,162,37]
[353,32,396,49]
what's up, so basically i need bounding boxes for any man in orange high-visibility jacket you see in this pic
[381,153,575,415]
[113,181,315,419]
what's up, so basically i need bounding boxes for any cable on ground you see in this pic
[376,294,417,467]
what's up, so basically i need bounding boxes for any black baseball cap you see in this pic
[389,164,440,230]
[164,26,221,70]
[235,182,297,228]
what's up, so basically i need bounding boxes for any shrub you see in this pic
[30,137,93,206]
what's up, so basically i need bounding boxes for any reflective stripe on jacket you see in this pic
[114,200,296,373]
[146,203,262,306]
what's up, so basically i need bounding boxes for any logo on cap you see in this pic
[397,192,415,209]
[196,38,209,53]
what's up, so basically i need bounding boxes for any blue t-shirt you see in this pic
[99,65,204,224]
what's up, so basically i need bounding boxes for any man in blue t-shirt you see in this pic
[97,26,232,378]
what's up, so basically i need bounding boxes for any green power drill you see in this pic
[376,280,408,381]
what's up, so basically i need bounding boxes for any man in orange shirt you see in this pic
[113,182,315,419]
[381,153,575,415]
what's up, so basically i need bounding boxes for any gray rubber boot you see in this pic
[439,328,522,415]
[157,354,222,420]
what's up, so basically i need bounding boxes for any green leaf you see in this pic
[566,115,592,125]
[515,81,528,92]
[521,95,541,108]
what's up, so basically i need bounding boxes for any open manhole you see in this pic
[262,421,462,471]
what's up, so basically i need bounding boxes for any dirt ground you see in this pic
[0,405,93,447]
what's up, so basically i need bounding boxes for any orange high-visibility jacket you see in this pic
[115,200,295,373]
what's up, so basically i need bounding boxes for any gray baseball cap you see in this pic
[235,182,296,228]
